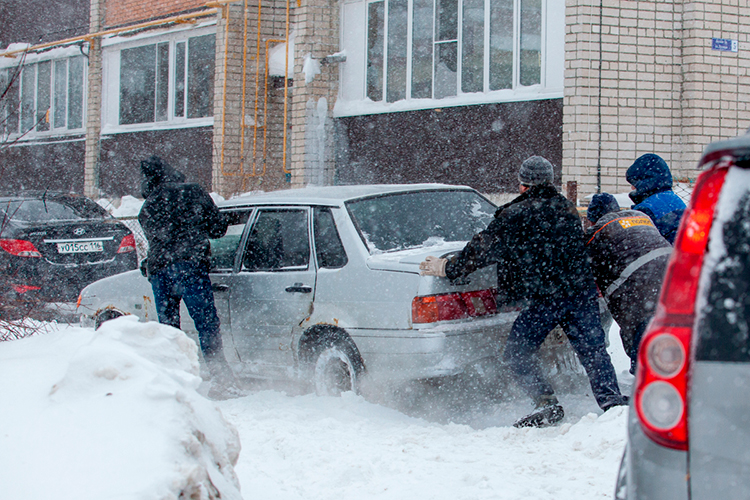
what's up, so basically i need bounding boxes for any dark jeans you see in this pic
[502,286,624,410]
[150,261,223,358]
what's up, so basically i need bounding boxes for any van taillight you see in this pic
[0,239,41,257]
[412,289,497,324]
[634,164,728,451]
[117,234,137,253]
[635,326,690,449]
[661,166,728,316]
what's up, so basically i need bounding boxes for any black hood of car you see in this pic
[140,156,186,199]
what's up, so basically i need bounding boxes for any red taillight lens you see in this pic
[634,163,729,451]
[635,326,690,450]
[0,239,42,257]
[661,167,728,316]
[117,234,137,254]
[412,289,497,324]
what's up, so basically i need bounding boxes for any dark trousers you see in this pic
[150,261,223,358]
[502,286,624,410]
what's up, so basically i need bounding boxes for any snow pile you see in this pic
[0,316,242,500]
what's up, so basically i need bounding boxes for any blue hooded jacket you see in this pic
[626,154,686,244]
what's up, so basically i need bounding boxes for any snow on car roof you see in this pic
[218,183,474,208]
[702,132,750,161]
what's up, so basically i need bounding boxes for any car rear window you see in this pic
[345,189,495,253]
[695,168,750,362]
[1,198,110,222]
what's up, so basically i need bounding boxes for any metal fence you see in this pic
[673,182,694,205]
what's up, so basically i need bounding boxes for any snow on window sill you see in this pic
[101,117,214,135]
[333,87,564,117]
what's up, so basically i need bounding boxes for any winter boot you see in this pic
[513,396,565,428]
[204,351,244,400]
[602,395,630,412]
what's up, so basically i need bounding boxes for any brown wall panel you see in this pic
[98,127,213,198]
[0,0,89,46]
[0,139,85,194]
[336,100,563,193]
[104,0,209,28]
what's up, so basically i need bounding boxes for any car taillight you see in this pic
[0,239,42,257]
[635,326,690,449]
[661,166,728,316]
[117,234,137,254]
[634,164,729,451]
[412,289,497,324]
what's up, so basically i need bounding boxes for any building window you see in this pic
[117,33,215,126]
[0,56,86,138]
[364,0,543,103]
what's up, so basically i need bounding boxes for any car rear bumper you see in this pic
[347,312,519,380]
[619,400,689,500]
[2,252,138,303]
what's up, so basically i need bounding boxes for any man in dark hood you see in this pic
[137,156,237,399]
[585,193,671,374]
[420,156,627,428]
[626,154,686,244]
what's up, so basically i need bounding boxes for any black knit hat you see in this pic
[587,193,620,223]
[518,156,554,186]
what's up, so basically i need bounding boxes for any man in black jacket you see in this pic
[585,193,671,374]
[420,156,627,427]
[138,156,238,399]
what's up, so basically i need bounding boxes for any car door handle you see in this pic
[285,283,312,293]
[212,284,230,292]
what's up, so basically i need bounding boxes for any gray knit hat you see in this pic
[518,156,554,186]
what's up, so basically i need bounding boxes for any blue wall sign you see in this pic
[712,38,738,52]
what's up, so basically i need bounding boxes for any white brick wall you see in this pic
[565,0,750,203]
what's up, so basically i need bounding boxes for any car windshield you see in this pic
[345,189,495,253]
[0,198,110,222]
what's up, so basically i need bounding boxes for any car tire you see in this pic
[305,329,364,396]
[94,308,126,330]
[614,446,628,500]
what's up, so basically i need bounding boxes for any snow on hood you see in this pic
[0,317,242,500]
[366,240,468,272]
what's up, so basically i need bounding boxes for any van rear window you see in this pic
[695,181,750,362]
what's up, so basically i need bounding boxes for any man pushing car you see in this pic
[420,156,628,427]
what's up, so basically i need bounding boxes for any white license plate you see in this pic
[56,241,104,254]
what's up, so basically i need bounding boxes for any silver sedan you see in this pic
[78,184,580,395]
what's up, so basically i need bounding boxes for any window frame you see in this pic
[337,0,562,116]
[101,23,216,133]
[209,208,256,274]
[0,50,87,140]
[239,206,313,273]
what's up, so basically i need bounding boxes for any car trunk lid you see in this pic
[16,220,131,265]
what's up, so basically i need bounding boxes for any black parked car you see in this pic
[0,192,138,316]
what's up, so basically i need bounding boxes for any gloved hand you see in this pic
[419,256,447,277]
[139,258,149,278]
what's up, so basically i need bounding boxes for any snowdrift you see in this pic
[0,316,242,500]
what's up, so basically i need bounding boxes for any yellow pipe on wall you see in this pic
[0,9,219,58]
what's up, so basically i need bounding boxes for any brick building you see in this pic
[1,0,749,202]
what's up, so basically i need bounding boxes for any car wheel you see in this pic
[307,331,364,396]
[94,308,126,330]
[614,446,628,500]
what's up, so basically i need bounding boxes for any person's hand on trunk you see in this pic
[419,256,447,277]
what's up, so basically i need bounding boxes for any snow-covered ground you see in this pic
[0,317,632,500]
